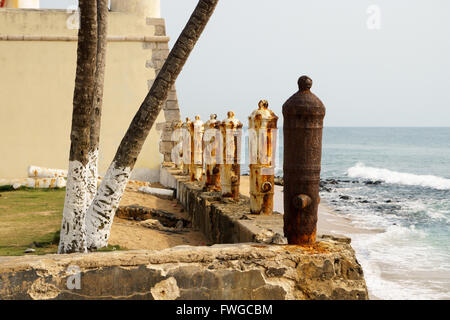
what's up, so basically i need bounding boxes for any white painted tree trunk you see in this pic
[58,161,88,254]
[85,162,131,250]
[86,149,99,206]
[83,0,219,250]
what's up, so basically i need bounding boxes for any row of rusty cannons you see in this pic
[170,76,325,245]
[171,102,279,213]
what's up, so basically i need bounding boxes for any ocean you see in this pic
[244,127,450,300]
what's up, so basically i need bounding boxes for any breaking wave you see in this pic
[347,163,450,190]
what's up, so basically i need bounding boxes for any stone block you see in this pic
[0,243,369,300]
[155,25,166,36]
[153,49,170,60]
[143,42,157,50]
[146,18,166,26]
[164,109,181,122]
[164,100,179,110]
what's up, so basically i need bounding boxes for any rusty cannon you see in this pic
[189,115,205,182]
[204,114,221,191]
[283,76,326,245]
[220,111,243,201]
[181,117,192,176]
[171,120,184,170]
[248,100,279,215]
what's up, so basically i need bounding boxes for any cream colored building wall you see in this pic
[0,9,169,181]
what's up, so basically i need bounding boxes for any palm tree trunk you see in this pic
[85,0,220,250]
[87,0,109,206]
[58,0,98,254]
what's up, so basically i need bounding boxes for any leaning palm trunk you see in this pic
[87,0,109,206]
[58,0,98,254]
[85,0,220,250]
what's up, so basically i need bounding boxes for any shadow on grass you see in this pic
[0,230,61,256]
[0,185,66,193]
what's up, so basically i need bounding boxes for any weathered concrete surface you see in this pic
[162,166,292,245]
[0,242,368,300]
[0,167,368,300]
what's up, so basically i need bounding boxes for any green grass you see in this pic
[0,188,128,256]
[0,188,66,256]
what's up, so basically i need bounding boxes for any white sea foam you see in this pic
[350,225,450,300]
[347,163,450,190]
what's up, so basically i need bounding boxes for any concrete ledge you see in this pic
[0,167,368,300]
[0,35,170,42]
[0,242,368,300]
[161,166,337,245]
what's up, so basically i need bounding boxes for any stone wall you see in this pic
[0,242,368,300]
[162,165,293,245]
[0,167,369,300]
[147,18,182,163]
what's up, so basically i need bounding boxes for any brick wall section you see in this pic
[146,18,181,163]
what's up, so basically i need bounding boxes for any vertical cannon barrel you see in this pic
[181,118,192,176]
[204,114,221,191]
[171,120,184,170]
[220,111,243,201]
[189,116,205,182]
[248,100,279,215]
[283,76,326,245]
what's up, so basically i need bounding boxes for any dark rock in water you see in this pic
[320,186,332,193]
[339,195,351,200]
[341,180,351,183]
[360,200,370,204]
[352,181,359,184]
[364,180,383,185]
[376,204,401,211]
[326,179,339,185]
[319,180,333,192]
[385,200,392,203]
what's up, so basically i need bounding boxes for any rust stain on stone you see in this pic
[283,242,330,255]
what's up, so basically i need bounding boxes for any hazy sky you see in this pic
[41,0,450,127]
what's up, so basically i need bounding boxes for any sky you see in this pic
[41,0,450,127]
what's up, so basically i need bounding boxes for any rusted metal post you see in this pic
[248,100,279,215]
[189,115,204,181]
[283,76,326,245]
[220,111,243,201]
[204,114,221,191]
[181,117,192,176]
